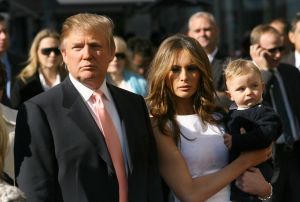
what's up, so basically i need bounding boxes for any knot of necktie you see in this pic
[92,91,105,108]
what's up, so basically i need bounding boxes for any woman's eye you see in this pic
[187,65,199,72]
[170,66,180,73]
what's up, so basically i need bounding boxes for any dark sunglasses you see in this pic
[265,46,285,54]
[41,47,61,56]
[115,52,126,60]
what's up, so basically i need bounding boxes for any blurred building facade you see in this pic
[1,0,299,57]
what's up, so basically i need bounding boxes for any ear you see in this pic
[289,31,295,44]
[225,90,234,101]
[60,48,68,64]
[109,46,116,62]
[262,82,266,92]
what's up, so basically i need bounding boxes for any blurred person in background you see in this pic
[0,61,26,201]
[269,17,293,56]
[0,14,25,107]
[282,13,300,70]
[187,11,231,107]
[250,24,300,202]
[0,61,17,183]
[107,36,147,97]
[11,29,67,109]
[127,37,156,78]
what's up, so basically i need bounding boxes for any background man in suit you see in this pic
[14,13,163,202]
[269,17,293,56]
[281,13,300,70]
[187,11,230,107]
[250,24,300,202]
[0,14,25,107]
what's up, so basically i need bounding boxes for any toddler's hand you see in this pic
[223,133,232,149]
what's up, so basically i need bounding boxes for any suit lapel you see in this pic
[61,77,114,174]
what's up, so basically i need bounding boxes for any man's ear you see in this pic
[109,46,116,62]
[289,31,295,44]
[60,47,67,64]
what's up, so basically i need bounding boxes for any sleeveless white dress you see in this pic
[172,114,230,202]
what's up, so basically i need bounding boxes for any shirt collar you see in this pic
[295,50,300,69]
[207,47,218,63]
[39,71,61,91]
[69,73,112,102]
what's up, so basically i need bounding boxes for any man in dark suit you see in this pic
[250,24,300,202]
[14,13,164,202]
[281,13,300,70]
[0,14,25,107]
[187,11,230,107]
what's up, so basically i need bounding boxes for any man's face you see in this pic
[259,32,283,68]
[0,21,9,55]
[289,21,300,53]
[187,16,218,54]
[61,29,114,90]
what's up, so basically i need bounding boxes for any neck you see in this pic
[205,46,216,55]
[174,98,195,115]
[109,72,124,85]
[40,67,58,86]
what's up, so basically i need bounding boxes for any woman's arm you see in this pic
[151,119,271,202]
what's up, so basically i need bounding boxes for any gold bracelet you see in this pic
[258,183,272,200]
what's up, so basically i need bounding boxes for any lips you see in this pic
[81,64,95,69]
[178,85,191,91]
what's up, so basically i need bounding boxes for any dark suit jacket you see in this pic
[261,63,300,143]
[211,50,233,107]
[11,70,67,109]
[14,77,163,202]
[1,51,25,107]
[281,51,295,66]
[211,50,228,92]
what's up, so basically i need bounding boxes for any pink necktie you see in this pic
[91,91,128,202]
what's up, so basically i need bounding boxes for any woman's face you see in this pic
[37,37,61,70]
[167,50,200,102]
[107,45,126,74]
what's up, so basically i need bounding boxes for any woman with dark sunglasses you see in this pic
[107,36,147,97]
[11,29,67,109]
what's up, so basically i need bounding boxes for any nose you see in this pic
[245,88,253,95]
[49,51,56,57]
[179,69,188,81]
[82,46,92,59]
[199,29,205,37]
[274,50,282,59]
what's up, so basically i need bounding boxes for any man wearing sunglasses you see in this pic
[250,24,300,202]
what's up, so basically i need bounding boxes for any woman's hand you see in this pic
[236,167,272,198]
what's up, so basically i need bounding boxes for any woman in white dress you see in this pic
[147,34,272,202]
